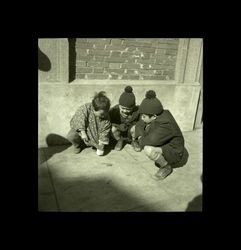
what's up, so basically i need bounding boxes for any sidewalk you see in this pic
[38,129,202,212]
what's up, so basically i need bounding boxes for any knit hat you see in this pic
[139,90,163,115]
[119,86,136,108]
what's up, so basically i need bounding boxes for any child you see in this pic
[109,86,141,151]
[133,90,189,180]
[67,91,111,156]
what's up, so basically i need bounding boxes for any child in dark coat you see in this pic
[109,86,141,151]
[134,90,189,180]
[67,91,111,156]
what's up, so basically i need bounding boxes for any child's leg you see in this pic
[67,128,84,153]
[111,125,121,140]
[143,146,172,179]
[111,125,124,151]
[129,125,141,152]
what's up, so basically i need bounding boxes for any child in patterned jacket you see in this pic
[67,91,111,156]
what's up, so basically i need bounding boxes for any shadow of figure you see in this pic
[68,38,76,82]
[186,194,202,211]
[38,47,51,71]
[38,134,72,164]
[39,176,165,212]
[186,174,203,211]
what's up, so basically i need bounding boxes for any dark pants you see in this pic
[111,125,135,141]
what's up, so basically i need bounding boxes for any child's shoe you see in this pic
[96,149,104,156]
[154,164,173,180]
[114,138,124,151]
[73,145,82,154]
[131,140,141,152]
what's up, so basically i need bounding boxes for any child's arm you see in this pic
[138,122,173,148]
[98,120,111,146]
[70,105,88,134]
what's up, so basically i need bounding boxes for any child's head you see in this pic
[139,90,163,124]
[119,86,136,118]
[92,91,111,118]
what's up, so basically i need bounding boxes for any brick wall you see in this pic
[75,38,179,80]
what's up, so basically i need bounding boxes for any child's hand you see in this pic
[96,149,104,156]
[79,131,90,145]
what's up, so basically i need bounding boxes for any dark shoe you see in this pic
[114,138,124,151]
[131,140,141,152]
[154,165,173,180]
[73,145,82,154]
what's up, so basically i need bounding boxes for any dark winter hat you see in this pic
[119,86,136,108]
[139,90,163,115]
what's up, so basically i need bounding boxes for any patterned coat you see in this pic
[70,103,111,148]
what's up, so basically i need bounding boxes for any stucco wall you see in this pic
[38,80,200,147]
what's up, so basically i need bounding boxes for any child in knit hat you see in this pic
[67,91,111,156]
[133,90,189,180]
[109,86,141,151]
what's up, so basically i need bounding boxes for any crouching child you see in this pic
[134,90,189,180]
[109,86,141,151]
[67,91,111,156]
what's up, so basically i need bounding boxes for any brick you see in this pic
[141,64,152,69]
[110,74,119,79]
[93,68,105,73]
[109,63,121,69]
[148,64,165,70]
[87,39,111,44]
[164,49,178,55]
[76,73,86,79]
[155,70,164,75]
[110,39,123,45]
[94,56,106,62]
[139,69,156,75]
[76,48,89,54]
[122,75,140,80]
[111,51,122,57]
[161,39,179,44]
[136,58,156,64]
[87,61,109,68]
[138,47,156,53]
[140,53,151,59]
[126,46,137,52]
[105,68,125,74]
[123,40,152,47]
[76,55,94,61]
[76,67,93,73]
[142,75,166,80]
[86,74,110,79]
[76,61,86,67]
[135,38,153,43]
[156,43,178,49]
[124,58,137,63]
[87,61,100,67]
[126,69,138,74]
[76,38,88,43]
[105,57,126,63]
[89,49,110,56]
[121,63,141,69]
[76,42,94,49]
[121,52,134,58]
[162,70,175,76]
[105,45,126,51]
[93,44,106,49]
[156,48,166,55]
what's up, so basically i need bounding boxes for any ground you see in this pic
[38,128,202,212]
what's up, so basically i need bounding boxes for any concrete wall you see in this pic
[39,80,200,147]
[38,38,203,147]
